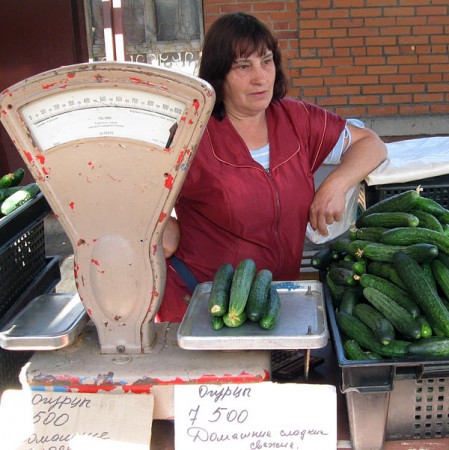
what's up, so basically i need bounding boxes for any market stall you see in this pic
[0,62,449,450]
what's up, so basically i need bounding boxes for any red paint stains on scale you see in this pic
[88,161,95,169]
[91,259,100,266]
[129,77,157,88]
[69,201,75,210]
[23,150,34,163]
[36,154,45,164]
[159,211,166,222]
[42,82,58,90]
[67,72,75,79]
[164,173,174,189]
[1,109,7,115]
[176,150,185,164]
[192,99,200,113]
[152,244,157,255]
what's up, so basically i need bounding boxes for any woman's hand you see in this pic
[162,216,180,258]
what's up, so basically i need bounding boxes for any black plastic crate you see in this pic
[0,193,50,316]
[323,277,449,450]
[0,256,61,392]
[362,174,449,209]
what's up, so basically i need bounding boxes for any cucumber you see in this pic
[359,242,439,263]
[326,272,346,307]
[380,227,449,255]
[246,269,272,322]
[0,185,24,202]
[352,259,367,275]
[359,273,420,318]
[416,316,432,338]
[349,227,389,242]
[344,339,381,360]
[310,249,335,270]
[421,262,438,292]
[353,303,396,345]
[0,183,40,216]
[437,252,449,269]
[336,311,411,357]
[228,258,256,317]
[362,286,421,340]
[211,315,224,330]
[431,259,449,300]
[339,289,358,315]
[412,210,444,233]
[356,189,421,228]
[393,251,449,337]
[414,195,449,219]
[259,286,281,330]
[359,212,419,228]
[408,336,449,357]
[223,311,247,328]
[0,167,25,189]
[328,267,359,286]
[208,263,234,316]
[329,238,371,256]
[366,261,407,290]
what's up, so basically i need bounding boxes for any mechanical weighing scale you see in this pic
[0,62,328,419]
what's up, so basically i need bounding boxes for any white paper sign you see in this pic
[174,382,337,450]
[0,390,154,450]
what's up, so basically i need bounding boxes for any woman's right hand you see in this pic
[162,216,180,258]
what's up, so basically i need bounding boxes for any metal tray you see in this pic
[177,280,328,350]
[0,292,88,351]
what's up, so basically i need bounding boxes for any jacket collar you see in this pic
[207,101,300,169]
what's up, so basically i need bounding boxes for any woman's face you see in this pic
[222,50,276,118]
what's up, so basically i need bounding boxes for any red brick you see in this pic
[382,94,413,103]
[354,56,386,66]
[350,95,380,106]
[399,104,430,114]
[363,85,393,94]
[347,75,379,84]
[394,84,425,93]
[383,7,415,16]
[330,86,360,95]
[335,106,367,116]
[368,105,399,115]
[333,37,365,47]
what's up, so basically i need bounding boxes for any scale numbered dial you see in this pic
[21,87,186,151]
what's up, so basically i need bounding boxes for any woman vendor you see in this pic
[157,12,387,322]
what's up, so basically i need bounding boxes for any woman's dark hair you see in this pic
[199,12,288,120]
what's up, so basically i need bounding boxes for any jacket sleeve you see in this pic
[297,101,346,173]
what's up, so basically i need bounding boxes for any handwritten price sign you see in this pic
[0,390,153,450]
[174,382,337,450]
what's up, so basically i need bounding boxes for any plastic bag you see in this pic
[306,183,360,244]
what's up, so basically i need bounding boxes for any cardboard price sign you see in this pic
[174,382,337,450]
[0,390,154,449]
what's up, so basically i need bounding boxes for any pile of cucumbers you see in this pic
[208,258,281,331]
[0,167,40,217]
[314,187,449,360]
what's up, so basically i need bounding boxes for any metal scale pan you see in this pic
[178,280,328,350]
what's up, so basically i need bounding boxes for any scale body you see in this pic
[0,62,270,419]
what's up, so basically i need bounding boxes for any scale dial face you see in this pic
[20,87,186,151]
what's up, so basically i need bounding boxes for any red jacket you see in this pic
[157,98,345,322]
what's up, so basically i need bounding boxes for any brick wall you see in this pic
[202,0,449,126]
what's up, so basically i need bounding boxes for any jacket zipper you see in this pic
[264,168,285,277]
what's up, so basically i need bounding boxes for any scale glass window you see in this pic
[84,0,203,74]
